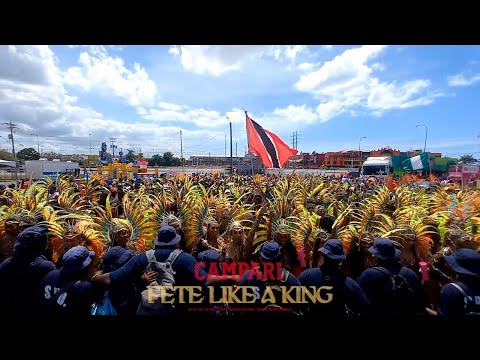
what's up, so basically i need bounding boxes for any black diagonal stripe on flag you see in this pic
[250,118,280,168]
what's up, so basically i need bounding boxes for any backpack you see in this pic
[261,268,289,309]
[258,267,301,315]
[91,290,117,315]
[375,267,416,314]
[136,249,183,316]
[321,273,352,316]
[448,283,480,317]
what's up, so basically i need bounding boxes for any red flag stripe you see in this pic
[245,114,297,168]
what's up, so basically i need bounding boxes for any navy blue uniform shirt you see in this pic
[438,279,480,317]
[0,255,56,314]
[109,249,208,287]
[357,263,428,314]
[42,269,94,315]
[298,267,369,315]
[238,266,301,313]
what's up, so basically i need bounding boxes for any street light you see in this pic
[359,136,366,169]
[30,134,40,154]
[416,124,427,153]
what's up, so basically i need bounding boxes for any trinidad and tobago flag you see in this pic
[245,112,298,168]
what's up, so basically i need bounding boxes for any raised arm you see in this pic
[244,202,269,257]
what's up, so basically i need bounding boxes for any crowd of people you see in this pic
[0,171,479,317]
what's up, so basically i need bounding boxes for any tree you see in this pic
[89,155,99,165]
[162,152,175,166]
[17,147,40,161]
[148,154,163,166]
[126,149,137,163]
[459,154,476,164]
[43,151,63,161]
[0,149,14,161]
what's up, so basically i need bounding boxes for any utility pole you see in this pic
[109,137,117,158]
[227,117,233,175]
[290,131,298,147]
[236,142,237,158]
[289,131,298,169]
[89,133,92,172]
[3,121,18,184]
[178,130,184,169]
[224,134,227,166]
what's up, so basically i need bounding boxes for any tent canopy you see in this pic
[0,159,16,167]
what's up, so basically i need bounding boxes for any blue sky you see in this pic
[0,45,479,159]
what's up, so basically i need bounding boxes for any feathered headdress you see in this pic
[161,213,182,227]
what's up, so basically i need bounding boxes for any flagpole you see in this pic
[416,124,429,176]
[428,151,432,176]
[227,117,233,176]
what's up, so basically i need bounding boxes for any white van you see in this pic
[361,156,393,178]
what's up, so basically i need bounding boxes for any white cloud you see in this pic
[316,101,346,122]
[169,46,180,56]
[239,106,318,138]
[0,46,280,158]
[297,62,314,71]
[447,72,480,87]
[137,107,147,115]
[66,45,107,55]
[285,45,307,61]
[272,105,318,124]
[171,45,308,76]
[140,106,226,128]
[0,45,186,156]
[323,45,333,50]
[158,101,183,111]
[295,45,440,121]
[63,50,157,107]
[296,45,385,93]
[108,45,124,51]
[367,79,436,114]
[0,45,62,86]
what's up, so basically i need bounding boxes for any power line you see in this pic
[183,124,229,150]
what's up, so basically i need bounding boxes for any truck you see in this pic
[25,160,80,180]
[360,156,393,179]
[448,164,480,188]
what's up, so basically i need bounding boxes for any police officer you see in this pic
[42,246,97,315]
[357,238,429,316]
[197,250,231,316]
[0,226,56,315]
[239,241,301,316]
[437,249,480,317]
[298,239,369,316]
[91,226,233,315]
[98,246,138,315]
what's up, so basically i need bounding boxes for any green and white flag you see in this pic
[403,152,430,171]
